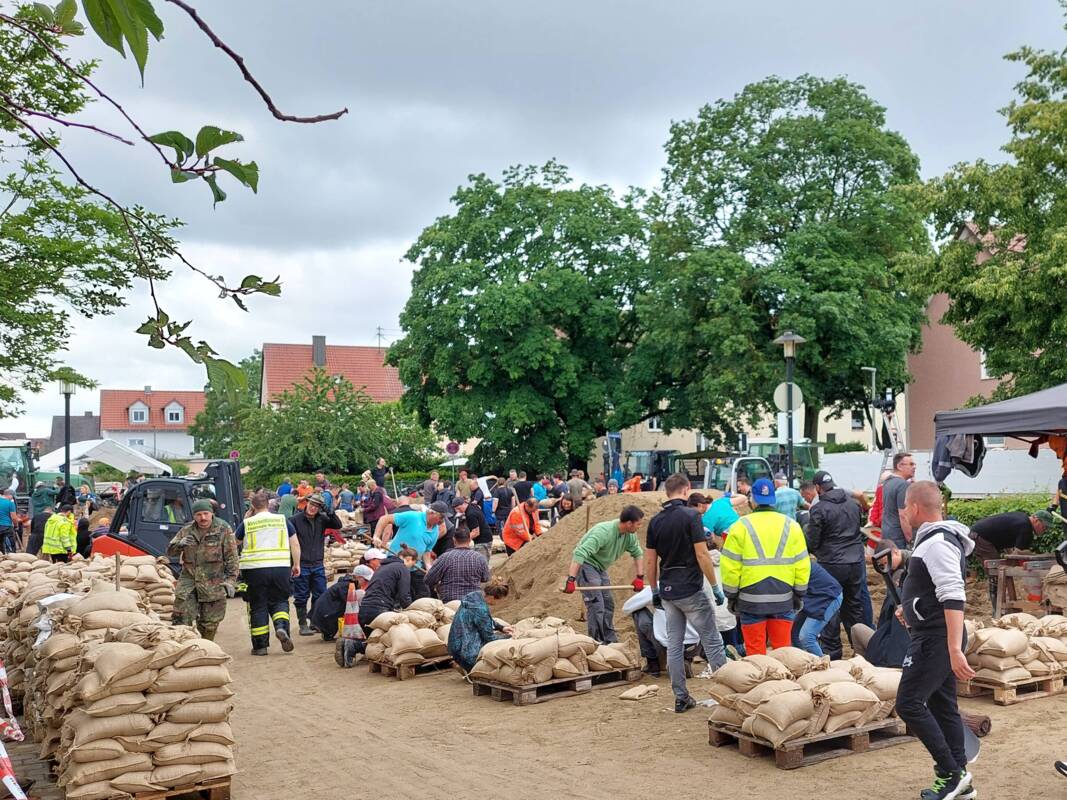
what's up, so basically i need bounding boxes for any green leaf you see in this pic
[259,281,281,297]
[103,0,149,79]
[195,126,244,158]
[148,130,194,162]
[56,0,78,25]
[212,157,259,193]
[170,168,196,184]
[204,357,248,401]
[135,317,157,335]
[32,3,55,23]
[204,174,227,206]
[240,275,262,290]
[128,0,163,39]
[82,0,125,56]
[62,19,85,35]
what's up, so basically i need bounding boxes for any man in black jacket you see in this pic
[805,470,869,660]
[453,496,492,562]
[289,493,343,636]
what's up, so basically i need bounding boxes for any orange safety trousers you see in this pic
[741,618,794,656]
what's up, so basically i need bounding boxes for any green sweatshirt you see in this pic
[572,520,643,572]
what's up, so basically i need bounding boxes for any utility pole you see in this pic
[376,326,384,350]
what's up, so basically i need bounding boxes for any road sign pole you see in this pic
[786,358,795,484]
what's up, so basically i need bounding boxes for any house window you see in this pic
[647,416,662,432]
[167,409,182,423]
[130,408,147,423]
[128,438,145,447]
[826,433,837,444]
[850,409,864,431]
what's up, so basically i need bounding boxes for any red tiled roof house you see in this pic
[100,388,206,458]
[260,336,403,407]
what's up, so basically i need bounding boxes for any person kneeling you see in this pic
[447,577,513,673]
[791,559,843,657]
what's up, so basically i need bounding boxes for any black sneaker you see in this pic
[276,627,294,653]
[674,695,697,714]
[923,770,971,800]
[922,786,976,800]
[643,659,661,678]
[1056,761,1067,778]
[250,647,269,657]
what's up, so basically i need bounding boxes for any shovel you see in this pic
[871,548,981,764]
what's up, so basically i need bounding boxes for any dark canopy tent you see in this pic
[934,382,1067,438]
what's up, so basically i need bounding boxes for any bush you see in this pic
[246,470,439,494]
[822,441,867,454]
[948,494,1061,553]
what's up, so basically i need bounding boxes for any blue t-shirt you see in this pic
[388,510,438,558]
[532,483,547,501]
[0,496,15,529]
[702,496,739,537]
[338,490,355,512]
[277,482,292,496]
[321,490,334,512]
[775,487,803,520]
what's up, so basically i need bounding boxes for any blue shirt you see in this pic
[321,490,334,512]
[277,482,292,496]
[338,490,355,512]
[532,483,547,501]
[0,496,15,529]
[388,510,438,558]
[775,487,803,520]
[703,496,739,537]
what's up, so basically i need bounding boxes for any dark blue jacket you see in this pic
[802,561,843,618]
[447,590,506,672]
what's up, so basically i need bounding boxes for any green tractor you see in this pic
[0,439,37,514]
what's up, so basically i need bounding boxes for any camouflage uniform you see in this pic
[168,517,239,641]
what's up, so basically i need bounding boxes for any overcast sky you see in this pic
[8,0,1066,441]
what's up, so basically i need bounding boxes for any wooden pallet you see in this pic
[957,673,1064,705]
[708,718,913,770]
[368,654,453,680]
[132,778,231,800]
[471,667,641,706]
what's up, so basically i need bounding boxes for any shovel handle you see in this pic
[559,584,634,592]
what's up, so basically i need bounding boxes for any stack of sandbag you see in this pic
[333,508,363,528]
[324,540,368,580]
[965,616,1067,683]
[365,597,454,667]
[113,555,177,618]
[705,650,896,748]
[1042,564,1067,611]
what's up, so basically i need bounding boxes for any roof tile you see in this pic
[99,390,206,431]
[262,343,402,403]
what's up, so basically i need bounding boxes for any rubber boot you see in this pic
[297,607,313,636]
[276,626,295,653]
[197,624,217,642]
[250,647,268,656]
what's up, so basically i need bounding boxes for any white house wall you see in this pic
[101,430,199,460]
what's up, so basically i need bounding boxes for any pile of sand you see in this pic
[493,493,668,636]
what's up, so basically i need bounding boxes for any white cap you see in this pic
[363,547,389,561]
[354,565,374,580]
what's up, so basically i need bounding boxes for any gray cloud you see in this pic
[10,0,1066,435]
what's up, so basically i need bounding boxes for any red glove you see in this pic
[632,577,644,592]
[563,577,576,594]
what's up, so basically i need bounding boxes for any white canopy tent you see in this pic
[37,439,172,477]
[439,456,469,467]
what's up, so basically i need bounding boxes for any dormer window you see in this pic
[165,401,184,424]
[129,401,148,425]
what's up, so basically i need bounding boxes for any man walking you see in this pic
[895,481,976,800]
[563,506,645,644]
[453,496,492,562]
[167,499,239,641]
[805,470,870,659]
[290,493,343,635]
[235,492,301,656]
[881,452,917,548]
[42,504,76,563]
[644,473,728,713]
[721,478,810,656]
[425,528,491,603]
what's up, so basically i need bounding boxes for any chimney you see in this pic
[312,335,327,368]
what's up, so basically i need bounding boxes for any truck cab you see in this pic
[669,450,773,495]
[94,459,245,563]
[0,440,36,515]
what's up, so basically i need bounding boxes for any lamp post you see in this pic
[772,331,806,484]
[58,379,76,488]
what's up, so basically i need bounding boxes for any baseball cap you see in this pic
[773,472,787,481]
[751,478,777,506]
[813,470,835,489]
[1034,509,1055,530]
[354,564,374,580]
[429,501,450,515]
[450,495,468,509]
[363,547,388,561]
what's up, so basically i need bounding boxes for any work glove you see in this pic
[712,585,725,606]
[632,577,644,592]
[727,597,738,615]
[792,594,804,612]
[651,588,662,609]
[234,581,248,600]
[223,583,236,599]
[563,576,576,594]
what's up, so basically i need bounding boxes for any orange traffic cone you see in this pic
[341,581,364,641]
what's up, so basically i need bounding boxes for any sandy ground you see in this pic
[216,599,1067,800]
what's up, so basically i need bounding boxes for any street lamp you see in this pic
[772,331,806,484]
[58,379,76,488]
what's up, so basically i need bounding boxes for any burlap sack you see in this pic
[368,612,407,631]
[753,690,816,732]
[585,649,612,672]
[769,646,829,676]
[406,595,443,614]
[51,654,81,672]
[189,722,235,745]
[61,753,152,787]
[153,741,232,766]
[140,693,187,715]
[708,704,745,727]
[478,640,513,667]
[368,629,384,642]
[742,654,794,680]
[403,610,437,629]
[39,633,80,660]
[704,680,734,705]
[152,665,231,693]
[963,621,982,655]
[495,663,524,685]
[975,627,1028,658]
[974,654,1023,671]
[95,643,153,686]
[388,623,421,656]
[78,610,153,631]
[199,758,237,781]
[714,660,766,693]
[165,701,233,724]
[444,599,461,612]
[67,591,142,618]
[173,639,230,668]
[68,711,153,747]
[111,771,163,793]
[414,628,448,658]
[997,612,1039,632]
[391,651,426,667]
[509,637,558,666]
[596,644,632,670]
[824,709,864,733]
[148,640,197,670]
[114,736,160,754]
[1032,637,1067,663]
[69,737,125,763]
[365,642,386,662]
[862,669,901,701]
[812,682,880,716]
[843,655,879,683]
[145,722,198,746]
[185,685,235,703]
[745,716,810,748]
[797,669,855,691]
[65,781,116,800]
[974,666,1032,685]
[468,660,498,681]
[1037,614,1067,636]
[556,633,598,658]
[567,651,588,674]
[553,658,583,679]
[1026,659,1057,677]
[46,669,78,697]
[733,680,804,717]
[84,692,147,718]
[150,763,204,789]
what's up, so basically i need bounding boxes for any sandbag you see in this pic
[733,680,804,717]
[997,612,1038,632]
[111,772,163,793]
[39,633,80,660]
[796,669,855,691]
[552,658,583,679]
[140,693,187,715]
[364,642,386,662]
[769,647,829,676]
[974,654,1023,672]
[414,628,448,658]
[1031,637,1067,663]
[62,753,152,787]
[975,627,1028,658]
[714,660,765,693]
[69,737,125,763]
[974,667,1032,685]
[556,633,598,658]
[188,722,234,746]
[704,680,734,705]
[708,704,745,727]
[199,758,237,782]
[862,669,901,701]
[585,649,612,672]
[173,639,230,668]
[742,654,794,680]
[152,665,231,693]
[165,701,233,724]
[746,716,810,748]
[753,690,816,732]
[403,610,437,629]
[185,685,235,703]
[596,644,631,670]
[150,763,204,789]
[78,610,154,631]
[94,643,153,686]
[509,637,558,666]
[478,640,513,668]
[812,682,880,716]
[388,623,421,656]
[67,591,142,618]
[65,781,121,800]
[84,692,147,718]
[144,722,198,746]
[153,741,232,766]
[567,651,588,674]
[824,709,864,734]
[368,612,407,631]
[435,624,451,643]
[407,597,444,615]
[468,660,498,682]
[392,651,426,667]
[68,711,153,747]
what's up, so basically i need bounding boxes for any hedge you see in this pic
[948,494,1061,553]
[247,471,436,493]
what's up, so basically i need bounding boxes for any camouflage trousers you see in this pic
[173,592,227,641]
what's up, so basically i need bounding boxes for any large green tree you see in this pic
[188,350,262,458]
[907,13,1067,398]
[388,162,648,471]
[235,369,439,478]
[631,75,928,442]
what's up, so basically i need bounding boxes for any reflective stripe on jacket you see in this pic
[502,506,540,552]
[42,514,76,555]
[720,509,810,616]
[240,512,291,570]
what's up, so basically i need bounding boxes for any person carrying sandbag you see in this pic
[167,499,239,641]
[563,505,646,644]
[720,478,810,657]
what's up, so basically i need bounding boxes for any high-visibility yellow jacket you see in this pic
[42,513,76,555]
[239,512,292,570]
[720,508,810,616]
